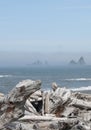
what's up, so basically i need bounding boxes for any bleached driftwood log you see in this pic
[70,97,91,109]
[49,95,63,114]
[44,92,50,114]
[53,87,71,104]
[72,92,91,101]
[2,121,35,130]
[49,87,71,115]
[19,115,82,130]
[1,80,91,130]
[41,91,45,116]
[19,115,79,122]
[0,79,41,129]
[29,90,42,102]
[25,99,39,115]
[61,107,79,118]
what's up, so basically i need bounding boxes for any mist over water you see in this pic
[0,51,90,67]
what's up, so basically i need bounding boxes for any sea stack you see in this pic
[77,56,86,65]
[69,56,86,66]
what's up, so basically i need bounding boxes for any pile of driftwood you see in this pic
[0,80,91,130]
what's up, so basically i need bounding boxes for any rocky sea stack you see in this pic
[78,56,86,65]
[69,56,86,65]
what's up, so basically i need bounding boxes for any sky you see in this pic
[0,0,91,66]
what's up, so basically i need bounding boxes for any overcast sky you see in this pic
[0,0,91,66]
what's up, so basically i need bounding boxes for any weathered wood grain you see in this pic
[0,79,41,129]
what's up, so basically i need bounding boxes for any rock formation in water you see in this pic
[69,56,86,65]
[32,60,42,66]
[77,56,86,65]
[69,60,77,65]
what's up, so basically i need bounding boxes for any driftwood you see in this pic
[41,91,45,116]
[19,115,79,122]
[2,121,35,130]
[29,90,42,102]
[49,95,63,114]
[70,97,91,109]
[25,99,39,115]
[72,92,91,101]
[1,81,91,130]
[0,79,41,129]
[61,106,79,117]
[52,87,72,104]
[44,92,50,114]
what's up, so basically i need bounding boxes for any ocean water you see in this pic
[0,66,91,94]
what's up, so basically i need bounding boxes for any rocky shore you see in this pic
[0,79,91,130]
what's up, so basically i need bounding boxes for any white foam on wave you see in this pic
[71,86,91,91]
[0,75,12,78]
[65,78,91,81]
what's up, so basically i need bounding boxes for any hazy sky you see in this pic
[0,0,91,66]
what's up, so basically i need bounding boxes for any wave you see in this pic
[65,78,91,81]
[0,75,12,78]
[71,86,91,91]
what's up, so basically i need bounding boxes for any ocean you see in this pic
[0,66,91,94]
